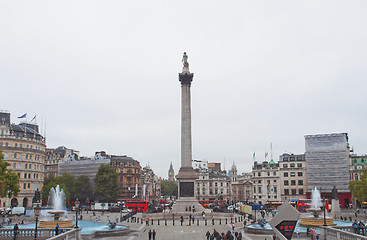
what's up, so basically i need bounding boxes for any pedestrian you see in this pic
[235,231,238,239]
[272,234,276,240]
[189,206,191,212]
[116,217,118,223]
[146,218,150,226]
[152,229,156,240]
[192,216,195,223]
[232,222,235,231]
[55,223,59,235]
[193,205,195,213]
[238,232,242,240]
[189,214,192,222]
[359,220,365,235]
[295,229,299,238]
[206,230,211,240]
[353,220,358,234]
[13,223,19,240]
[185,206,188,212]
[180,216,184,225]
[148,229,152,240]
[222,232,227,240]
[210,233,215,240]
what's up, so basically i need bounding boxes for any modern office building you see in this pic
[0,111,46,208]
[305,133,351,208]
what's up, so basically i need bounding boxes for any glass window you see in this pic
[25,164,28,169]
[298,180,303,185]
[298,172,303,177]
[291,180,296,185]
[284,189,289,195]
[299,189,304,195]
[290,163,295,168]
[23,183,26,189]
[13,163,16,168]
[18,163,21,168]
[19,143,22,148]
[4,153,8,158]
[13,153,17,158]
[24,173,27,178]
[0,142,2,146]
[284,172,288,177]
[291,189,297,195]
[284,180,289,186]
[258,187,261,193]
[291,172,296,177]
[15,143,17,147]
[273,172,276,176]
[297,163,302,167]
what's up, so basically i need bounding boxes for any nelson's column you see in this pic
[174,52,202,212]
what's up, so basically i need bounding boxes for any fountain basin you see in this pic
[38,219,74,228]
[299,216,336,227]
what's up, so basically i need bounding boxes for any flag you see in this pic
[253,152,255,158]
[18,113,27,119]
[265,152,268,158]
[31,115,37,122]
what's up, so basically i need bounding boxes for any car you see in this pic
[108,206,122,212]
[121,207,131,213]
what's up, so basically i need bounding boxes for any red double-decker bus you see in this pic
[124,201,149,212]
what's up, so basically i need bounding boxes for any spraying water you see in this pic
[311,186,322,209]
[47,185,66,211]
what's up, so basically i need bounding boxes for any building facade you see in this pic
[192,159,208,171]
[305,133,351,208]
[349,154,367,181]
[252,160,281,205]
[279,153,307,200]
[45,146,79,178]
[0,112,46,208]
[230,163,253,204]
[196,170,231,201]
[110,155,141,201]
[141,166,161,201]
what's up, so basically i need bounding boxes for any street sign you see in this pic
[269,202,300,240]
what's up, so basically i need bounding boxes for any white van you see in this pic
[6,207,25,215]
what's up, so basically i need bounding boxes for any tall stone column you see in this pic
[176,52,198,199]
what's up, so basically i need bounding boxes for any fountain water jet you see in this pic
[299,187,335,227]
[38,185,74,228]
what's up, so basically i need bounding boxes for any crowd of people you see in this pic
[205,229,242,240]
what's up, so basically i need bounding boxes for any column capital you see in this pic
[179,73,194,85]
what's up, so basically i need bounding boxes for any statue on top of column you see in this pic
[182,52,190,73]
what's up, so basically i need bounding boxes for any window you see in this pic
[23,183,26,189]
[291,189,297,195]
[297,163,302,167]
[291,180,296,186]
[284,172,288,177]
[267,172,270,176]
[274,187,277,192]
[4,153,8,158]
[24,173,27,178]
[299,189,304,195]
[283,164,288,168]
[221,182,223,187]
[0,142,2,146]
[273,172,276,176]
[274,180,277,183]
[258,172,261,176]
[13,153,17,158]
[25,163,28,169]
[283,157,289,161]
[19,143,22,148]
[28,183,30,189]
[15,143,17,147]
[5,142,8,146]
[298,180,303,185]
[13,163,16,168]
[258,180,261,183]
[18,163,21,168]
[215,182,217,187]
[209,182,212,187]
[290,172,296,177]
[298,172,303,177]
[284,189,289,195]
[284,180,289,186]
[258,187,262,193]
[290,157,295,161]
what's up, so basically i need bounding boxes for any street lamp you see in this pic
[75,199,80,228]
[33,203,41,240]
[322,198,327,226]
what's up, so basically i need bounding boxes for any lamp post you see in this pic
[323,198,327,226]
[33,203,41,240]
[75,199,80,228]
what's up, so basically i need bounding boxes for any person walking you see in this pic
[13,223,19,240]
[152,229,156,240]
[353,220,359,234]
[237,232,242,240]
[148,229,152,240]
[359,220,365,235]
[206,230,211,240]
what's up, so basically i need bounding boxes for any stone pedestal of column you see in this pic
[331,199,341,219]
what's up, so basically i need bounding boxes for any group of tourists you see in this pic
[148,229,157,240]
[353,220,365,235]
[205,229,242,240]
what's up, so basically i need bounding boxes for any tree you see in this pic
[74,175,92,201]
[58,172,75,197]
[94,164,119,202]
[0,150,20,199]
[349,168,367,204]
[160,180,178,196]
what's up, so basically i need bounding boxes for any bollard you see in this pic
[137,218,139,223]
[212,219,214,225]
[231,218,233,223]
[219,219,221,225]
[181,220,183,226]
[205,219,207,225]
[235,217,237,223]
[173,219,175,226]
[197,219,199,226]
[226,218,228,224]
[151,219,153,225]
[189,218,191,226]
[165,219,167,225]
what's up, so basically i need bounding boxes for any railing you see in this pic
[319,226,367,240]
[0,228,81,240]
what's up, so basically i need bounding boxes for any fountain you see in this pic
[299,187,335,227]
[38,185,74,228]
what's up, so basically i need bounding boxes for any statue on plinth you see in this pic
[182,52,190,73]
[331,186,338,200]
[33,188,41,204]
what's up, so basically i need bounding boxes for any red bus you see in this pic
[124,201,149,212]
[297,199,329,212]
[199,200,226,208]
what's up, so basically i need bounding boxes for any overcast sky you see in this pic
[1,1,367,178]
